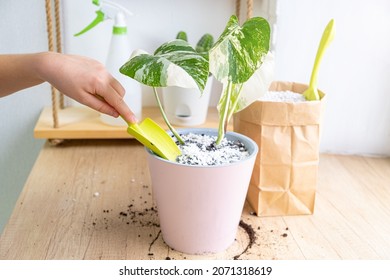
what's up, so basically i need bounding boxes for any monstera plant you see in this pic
[120,14,273,148]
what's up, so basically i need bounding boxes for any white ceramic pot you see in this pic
[146,128,258,254]
[162,77,213,126]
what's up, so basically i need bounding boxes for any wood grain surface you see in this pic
[1,140,389,260]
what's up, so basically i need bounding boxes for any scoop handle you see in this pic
[309,19,335,90]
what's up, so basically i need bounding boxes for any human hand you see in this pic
[37,52,138,124]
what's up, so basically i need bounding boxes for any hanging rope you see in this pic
[236,0,241,22]
[44,0,59,128]
[236,0,253,22]
[247,0,253,19]
[54,0,65,109]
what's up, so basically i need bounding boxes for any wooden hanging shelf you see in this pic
[34,106,228,139]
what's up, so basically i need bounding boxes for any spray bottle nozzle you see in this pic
[74,0,132,37]
[74,10,105,37]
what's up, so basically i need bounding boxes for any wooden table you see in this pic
[1,139,390,260]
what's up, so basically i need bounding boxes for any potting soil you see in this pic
[176,133,249,166]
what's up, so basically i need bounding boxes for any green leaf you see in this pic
[196,33,214,60]
[218,51,275,114]
[120,39,209,91]
[209,15,270,84]
[176,31,188,41]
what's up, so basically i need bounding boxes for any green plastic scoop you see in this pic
[127,118,182,161]
[303,19,335,101]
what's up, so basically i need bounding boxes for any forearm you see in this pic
[0,52,50,97]
[0,51,137,123]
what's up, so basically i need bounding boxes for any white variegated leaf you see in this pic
[235,51,275,112]
[217,52,274,114]
[209,15,270,84]
[120,40,209,91]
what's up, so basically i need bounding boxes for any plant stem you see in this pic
[153,87,184,144]
[216,81,232,145]
[226,83,243,124]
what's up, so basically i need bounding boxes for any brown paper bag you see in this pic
[233,81,326,216]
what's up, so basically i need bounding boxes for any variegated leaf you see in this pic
[217,51,275,114]
[120,39,209,91]
[209,15,270,84]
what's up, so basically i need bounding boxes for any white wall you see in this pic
[273,0,390,156]
[1,0,389,232]
[0,1,50,232]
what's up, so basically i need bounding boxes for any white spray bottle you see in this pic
[75,0,142,126]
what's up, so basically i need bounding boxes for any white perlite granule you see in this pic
[176,133,249,166]
[260,90,307,103]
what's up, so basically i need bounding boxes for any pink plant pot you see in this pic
[146,128,258,254]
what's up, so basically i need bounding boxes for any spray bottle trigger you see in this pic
[74,10,105,37]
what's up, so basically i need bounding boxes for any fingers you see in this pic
[110,76,125,98]
[81,93,119,118]
[107,83,138,124]
[95,77,138,124]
